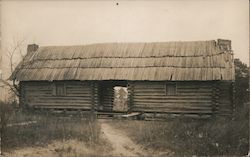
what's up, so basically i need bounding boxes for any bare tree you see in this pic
[0,37,26,155]
[6,37,26,73]
[1,37,26,97]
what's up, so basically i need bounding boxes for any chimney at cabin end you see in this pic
[217,39,232,51]
[27,44,39,54]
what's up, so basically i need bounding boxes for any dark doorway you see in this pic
[98,81,128,112]
[113,86,128,112]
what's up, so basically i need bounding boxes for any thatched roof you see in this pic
[11,39,235,81]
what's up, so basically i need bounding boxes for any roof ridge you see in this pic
[38,40,217,48]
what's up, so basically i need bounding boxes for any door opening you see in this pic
[98,80,128,112]
[113,86,128,112]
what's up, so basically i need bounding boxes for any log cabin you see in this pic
[10,39,235,116]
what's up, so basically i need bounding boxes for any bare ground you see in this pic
[100,119,173,157]
[4,119,173,157]
[100,120,147,157]
[4,139,111,157]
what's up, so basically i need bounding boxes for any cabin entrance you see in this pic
[113,86,128,112]
[98,81,128,112]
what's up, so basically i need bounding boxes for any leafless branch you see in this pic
[6,37,26,73]
[0,79,20,97]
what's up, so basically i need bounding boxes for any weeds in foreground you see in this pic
[111,108,249,156]
[0,101,15,154]
[2,110,102,152]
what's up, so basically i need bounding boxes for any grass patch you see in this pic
[110,108,249,156]
[2,110,106,153]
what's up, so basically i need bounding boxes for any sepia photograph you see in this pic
[0,0,249,156]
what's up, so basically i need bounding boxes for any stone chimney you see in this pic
[217,39,231,51]
[27,44,39,54]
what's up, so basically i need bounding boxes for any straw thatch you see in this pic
[11,40,235,81]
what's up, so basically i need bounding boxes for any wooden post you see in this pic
[98,82,103,111]
[215,82,220,114]
[91,82,95,112]
[95,82,100,111]
[19,82,26,109]
[128,82,134,113]
[211,82,217,116]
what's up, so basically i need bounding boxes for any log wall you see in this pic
[20,80,233,115]
[128,81,233,115]
[21,81,98,110]
[98,83,114,111]
[216,82,234,115]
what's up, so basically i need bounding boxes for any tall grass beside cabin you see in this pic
[2,110,103,153]
[0,100,14,154]
[111,108,248,156]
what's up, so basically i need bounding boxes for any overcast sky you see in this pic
[1,0,249,74]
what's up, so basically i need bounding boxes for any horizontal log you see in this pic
[66,89,92,92]
[133,104,213,109]
[134,87,164,91]
[102,104,113,106]
[30,101,96,105]
[31,103,93,106]
[132,82,213,86]
[25,89,52,93]
[26,85,92,89]
[133,84,165,87]
[26,93,52,96]
[133,98,212,102]
[133,95,212,100]
[68,91,98,94]
[177,85,212,88]
[133,99,212,103]
[66,85,92,88]
[133,89,212,94]
[26,93,96,97]
[42,99,98,103]
[133,103,212,107]
[30,103,93,107]
[131,108,213,114]
[219,100,231,103]
[133,106,212,110]
[102,101,113,103]
[132,93,212,96]
[28,96,97,100]
[102,100,113,103]
[25,86,52,90]
[177,88,213,92]
[25,89,94,95]
[102,101,113,104]
[177,91,212,94]
[66,87,92,90]
[102,97,114,99]
[133,86,213,91]
[66,94,95,97]
[33,105,92,109]
[132,106,212,111]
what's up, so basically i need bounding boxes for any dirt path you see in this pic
[4,139,110,157]
[100,120,147,157]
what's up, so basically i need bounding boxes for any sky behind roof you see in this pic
[1,0,249,72]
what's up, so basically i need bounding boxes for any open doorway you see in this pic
[113,86,128,112]
[98,81,128,112]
